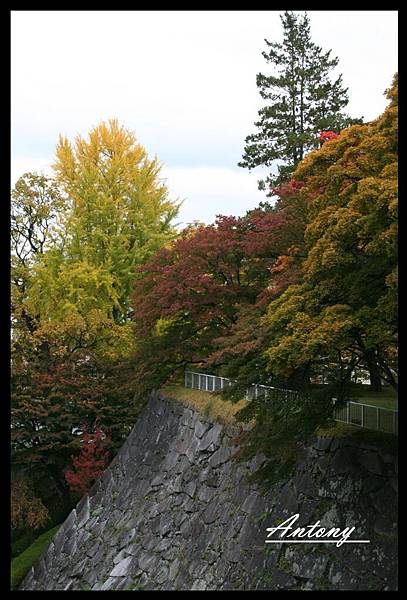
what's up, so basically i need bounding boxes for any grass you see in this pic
[160,384,247,426]
[11,524,62,590]
[11,531,37,559]
[309,382,397,410]
[351,388,398,410]
[355,397,397,410]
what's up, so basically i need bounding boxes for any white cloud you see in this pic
[11,10,265,159]
[11,10,398,222]
[11,11,397,151]
[162,166,268,226]
[307,11,398,121]
[11,157,54,184]
[11,159,269,226]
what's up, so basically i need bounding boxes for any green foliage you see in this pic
[10,49,398,573]
[11,524,62,590]
[239,11,362,192]
[11,172,65,270]
[11,172,66,349]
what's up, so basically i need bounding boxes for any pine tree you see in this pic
[239,11,362,194]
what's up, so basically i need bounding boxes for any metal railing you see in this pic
[184,370,300,401]
[185,371,398,436]
[333,400,398,436]
[185,371,231,393]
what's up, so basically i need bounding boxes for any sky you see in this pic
[11,10,398,227]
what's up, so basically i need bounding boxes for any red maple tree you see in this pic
[131,204,308,397]
[65,428,111,496]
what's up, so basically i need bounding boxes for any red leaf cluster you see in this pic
[319,130,339,142]
[65,429,110,497]
[271,178,304,198]
[133,211,302,338]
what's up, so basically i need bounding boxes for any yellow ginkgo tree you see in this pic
[27,119,180,361]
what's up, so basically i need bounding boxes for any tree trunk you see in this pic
[378,361,398,392]
[365,350,382,392]
[46,464,71,503]
[293,362,311,388]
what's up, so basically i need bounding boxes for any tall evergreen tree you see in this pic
[239,11,362,194]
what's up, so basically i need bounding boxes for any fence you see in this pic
[185,371,231,393]
[333,400,398,436]
[184,370,398,436]
[185,371,301,401]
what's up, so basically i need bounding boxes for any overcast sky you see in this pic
[11,10,398,226]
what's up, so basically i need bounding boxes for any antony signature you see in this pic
[265,513,370,548]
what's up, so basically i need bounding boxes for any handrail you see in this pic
[345,400,398,413]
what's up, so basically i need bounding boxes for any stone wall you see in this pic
[21,392,398,591]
